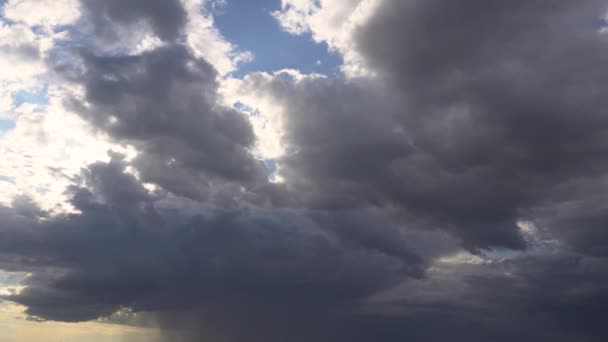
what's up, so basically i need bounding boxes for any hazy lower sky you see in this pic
[1,0,608,341]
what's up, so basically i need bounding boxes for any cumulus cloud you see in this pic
[0,158,439,328]
[0,23,44,117]
[272,0,380,76]
[249,0,608,254]
[58,44,269,202]
[181,0,253,75]
[0,0,121,212]
[2,0,608,341]
[80,0,186,42]
[3,0,81,28]
[236,70,526,250]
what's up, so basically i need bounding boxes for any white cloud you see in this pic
[0,0,259,211]
[0,23,45,118]
[83,0,253,75]
[3,0,81,28]
[272,0,381,77]
[0,2,117,211]
[220,70,328,180]
[220,72,292,162]
[1,0,82,118]
[0,84,130,211]
[182,0,253,75]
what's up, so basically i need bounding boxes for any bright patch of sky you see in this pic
[11,87,48,108]
[0,119,15,133]
[213,0,342,77]
[0,175,14,183]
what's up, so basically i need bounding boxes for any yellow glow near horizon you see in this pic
[0,303,163,342]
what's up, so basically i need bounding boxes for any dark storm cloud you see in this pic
[80,0,187,41]
[58,44,269,201]
[2,0,608,341]
[532,178,608,258]
[50,0,274,206]
[463,255,608,339]
[350,0,608,254]
[0,158,437,325]
[148,252,608,341]
[233,0,608,253]
[356,253,608,342]
[241,72,528,250]
[2,155,604,342]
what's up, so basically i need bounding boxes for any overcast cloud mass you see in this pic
[1,0,608,341]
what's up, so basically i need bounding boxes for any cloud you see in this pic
[53,44,269,202]
[246,0,608,254]
[3,0,81,28]
[0,157,436,327]
[0,82,125,211]
[2,0,608,341]
[0,23,45,117]
[80,0,186,42]
[349,0,608,251]
[360,251,608,341]
[272,0,380,76]
[237,70,526,250]
[181,0,253,75]
[0,5,122,211]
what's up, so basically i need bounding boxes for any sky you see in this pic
[213,0,342,77]
[1,0,608,341]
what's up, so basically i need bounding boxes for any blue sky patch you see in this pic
[234,101,261,117]
[12,86,49,108]
[0,175,15,184]
[263,158,277,174]
[0,0,14,24]
[214,0,342,77]
[0,119,15,133]
[261,158,278,182]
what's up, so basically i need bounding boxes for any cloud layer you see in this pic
[2,0,608,341]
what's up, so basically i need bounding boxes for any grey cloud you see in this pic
[155,252,608,342]
[361,253,608,342]
[351,0,608,253]
[0,43,40,60]
[0,159,434,328]
[234,0,608,253]
[241,72,526,251]
[3,0,608,340]
[80,0,187,41]
[532,177,608,257]
[58,45,269,201]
